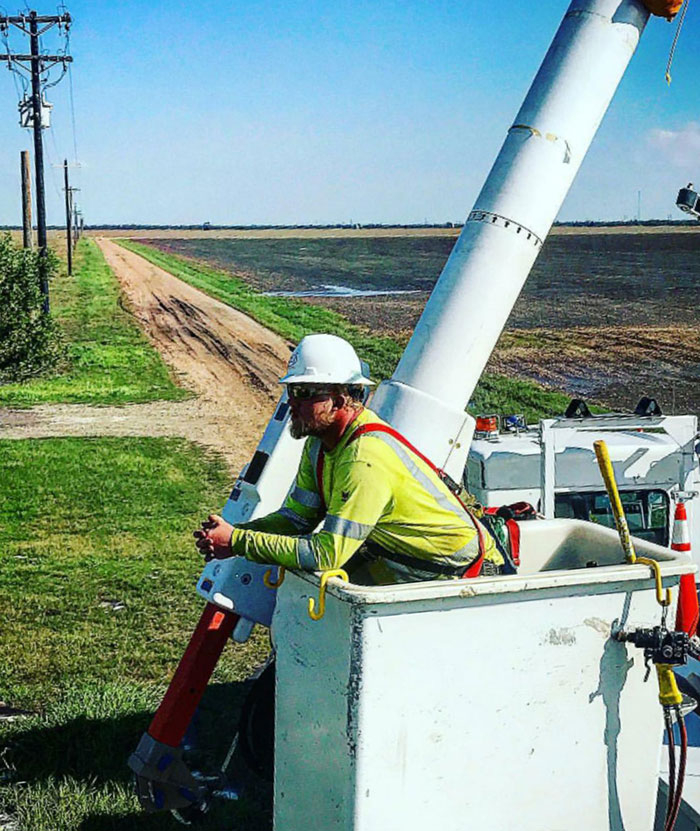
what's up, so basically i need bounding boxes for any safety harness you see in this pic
[315,421,487,579]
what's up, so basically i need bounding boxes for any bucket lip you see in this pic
[285,519,696,606]
[289,559,695,607]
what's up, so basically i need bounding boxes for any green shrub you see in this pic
[0,234,63,383]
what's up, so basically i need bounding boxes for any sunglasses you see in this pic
[286,385,334,401]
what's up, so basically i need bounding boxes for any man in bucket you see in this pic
[195,333,502,583]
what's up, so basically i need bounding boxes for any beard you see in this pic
[290,408,336,439]
[290,418,311,439]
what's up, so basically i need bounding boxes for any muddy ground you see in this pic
[144,230,700,415]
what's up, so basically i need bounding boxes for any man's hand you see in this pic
[194,514,235,562]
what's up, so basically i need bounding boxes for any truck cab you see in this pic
[465,399,700,560]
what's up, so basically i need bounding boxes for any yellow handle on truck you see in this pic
[593,440,637,564]
[594,440,671,607]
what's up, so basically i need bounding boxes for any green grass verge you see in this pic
[0,240,188,407]
[120,240,572,422]
[0,438,270,830]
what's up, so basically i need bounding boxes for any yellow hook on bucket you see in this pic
[263,567,286,589]
[636,556,672,608]
[308,569,349,621]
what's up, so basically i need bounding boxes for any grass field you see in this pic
[85,223,700,241]
[138,236,454,293]
[141,232,700,415]
[0,240,188,408]
[0,437,270,831]
[120,240,573,423]
[146,231,700,326]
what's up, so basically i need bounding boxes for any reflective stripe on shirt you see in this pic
[323,514,373,540]
[297,537,318,570]
[307,438,323,490]
[364,431,481,566]
[368,432,466,525]
[290,485,322,509]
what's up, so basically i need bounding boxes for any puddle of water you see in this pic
[263,284,422,298]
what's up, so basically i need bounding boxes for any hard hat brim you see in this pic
[279,372,375,386]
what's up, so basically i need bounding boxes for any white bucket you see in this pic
[272,519,694,831]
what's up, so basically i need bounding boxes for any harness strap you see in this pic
[506,518,520,567]
[364,540,468,578]
[347,423,436,471]
[347,422,486,577]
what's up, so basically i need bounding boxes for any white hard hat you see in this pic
[280,334,374,386]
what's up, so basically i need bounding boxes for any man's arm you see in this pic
[194,440,323,560]
[230,459,393,571]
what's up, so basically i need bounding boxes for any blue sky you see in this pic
[0,1,698,225]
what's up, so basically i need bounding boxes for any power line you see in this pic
[46,125,65,199]
[0,9,73,313]
[66,33,77,163]
[1,18,28,103]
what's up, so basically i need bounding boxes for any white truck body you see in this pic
[467,410,700,560]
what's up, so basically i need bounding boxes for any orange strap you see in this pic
[347,422,485,576]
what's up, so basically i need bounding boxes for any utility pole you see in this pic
[63,159,72,274]
[56,159,80,254]
[29,11,47,290]
[69,190,79,246]
[0,10,73,312]
[20,150,33,249]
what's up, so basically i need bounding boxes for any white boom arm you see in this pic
[372,0,650,480]
[193,0,659,632]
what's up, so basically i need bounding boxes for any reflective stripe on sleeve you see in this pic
[322,514,374,540]
[297,537,318,570]
[290,486,321,509]
[279,506,311,531]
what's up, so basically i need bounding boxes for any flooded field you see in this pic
[263,285,422,298]
[143,229,700,415]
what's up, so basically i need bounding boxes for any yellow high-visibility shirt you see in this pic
[231,408,501,582]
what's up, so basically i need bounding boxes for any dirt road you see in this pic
[0,239,292,470]
[97,238,291,465]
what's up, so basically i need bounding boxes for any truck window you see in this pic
[554,489,669,547]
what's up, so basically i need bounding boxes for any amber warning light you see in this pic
[475,415,499,433]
